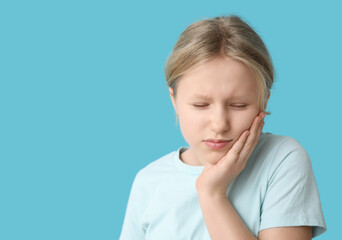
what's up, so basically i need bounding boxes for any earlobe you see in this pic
[169,87,179,118]
[169,87,176,109]
[264,92,271,109]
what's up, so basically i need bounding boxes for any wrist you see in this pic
[196,188,228,201]
[196,180,228,199]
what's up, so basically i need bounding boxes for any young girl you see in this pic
[119,15,326,240]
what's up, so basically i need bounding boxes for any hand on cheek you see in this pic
[196,112,265,197]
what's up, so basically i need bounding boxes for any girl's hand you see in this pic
[196,112,265,198]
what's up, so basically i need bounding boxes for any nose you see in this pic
[209,106,229,134]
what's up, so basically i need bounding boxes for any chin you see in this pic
[205,150,228,165]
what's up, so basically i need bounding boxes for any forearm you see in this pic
[198,192,258,240]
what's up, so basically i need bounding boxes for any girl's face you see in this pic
[170,56,266,166]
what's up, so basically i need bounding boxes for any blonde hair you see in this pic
[164,15,274,114]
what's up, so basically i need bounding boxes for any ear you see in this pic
[264,92,271,109]
[169,87,177,110]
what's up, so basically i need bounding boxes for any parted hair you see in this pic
[164,15,274,113]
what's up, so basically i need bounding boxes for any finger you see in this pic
[257,114,265,137]
[225,112,262,164]
[248,112,264,141]
[251,112,264,139]
[218,130,249,168]
[231,130,250,156]
[239,112,265,161]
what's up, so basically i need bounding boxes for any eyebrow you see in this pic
[192,94,212,100]
[192,93,251,100]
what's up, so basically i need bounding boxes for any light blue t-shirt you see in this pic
[120,133,326,239]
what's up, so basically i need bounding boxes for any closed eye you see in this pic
[230,104,247,109]
[193,103,209,108]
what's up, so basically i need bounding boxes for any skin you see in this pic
[170,56,312,240]
[170,56,261,167]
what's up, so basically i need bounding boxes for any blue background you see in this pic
[1,0,341,239]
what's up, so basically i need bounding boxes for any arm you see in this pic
[119,172,146,240]
[196,113,313,240]
[259,226,312,240]
[197,192,312,240]
[197,192,257,240]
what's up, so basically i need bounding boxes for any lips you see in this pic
[203,139,232,150]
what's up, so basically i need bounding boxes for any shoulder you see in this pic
[258,133,312,181]
[259,133,305,152]
[133,149,179,184]
[258,133,309,161]
[258,134,326,237]
[257,133,311,176]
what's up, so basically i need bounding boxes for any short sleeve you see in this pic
[119,172,146,240]
[259,138,326,238]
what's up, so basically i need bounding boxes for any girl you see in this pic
[119,15,326,240]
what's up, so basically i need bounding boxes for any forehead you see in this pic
[177,57,259,99]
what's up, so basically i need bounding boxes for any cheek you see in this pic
[232,109,259,134]
[178,110,205,143]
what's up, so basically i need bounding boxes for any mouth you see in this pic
[203,139,233,150]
